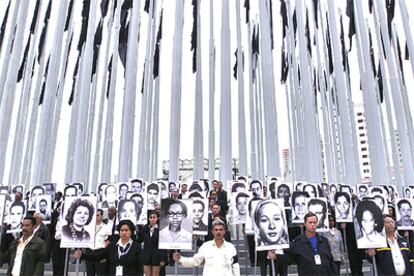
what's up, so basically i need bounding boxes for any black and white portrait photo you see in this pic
[43,183,56,200]
[96,182,108,202]
[396,199,414,230]
[369,194,388,215]
[328,184,338,206]
[231,191,253,224]
[159,198,193,250]
[117,199,140,224]
[302,183,318,198]
[357,184,369,199]
[9,184,25,198]
[118,182,130,200]
[159,181,169,199]
[127,192,147,224]
[60,196,97,248]
[71,182,85,196]
[0,186,9,194]
[2,194,12,225]
[130,178,144,193]
[334,192,352,223]
[354,200,386,249]
[64,184,78,197]
[245,198,262,235]
[294,181,305,192]
[249,180,263,199]
[339,184,353,195]
[254,199,289,251]
[147,183,161,210]
[36,194,52,224]
[231,181,247,193]
[307,198,329,231]
[275,182,292,208]
[101,184,118,208]
[320,182,329,198]
[190,197,208,235]
[29,185,45,210]
[291,191,309,224]
[6,201,26,233]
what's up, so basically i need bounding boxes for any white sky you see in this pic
[0,0,413,187]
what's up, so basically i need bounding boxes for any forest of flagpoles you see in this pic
[0,0,413,193]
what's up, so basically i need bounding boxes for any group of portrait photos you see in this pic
[0,177,412,252]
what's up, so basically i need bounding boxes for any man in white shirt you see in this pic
[173,220,240,276]
[0,216,48,276]
[368,214,414,275]
[86,209,112,276]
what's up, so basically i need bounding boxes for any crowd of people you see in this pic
[0,179,413,276]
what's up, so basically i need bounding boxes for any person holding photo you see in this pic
[355,200,385,247]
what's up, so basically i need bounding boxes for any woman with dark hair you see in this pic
[62,199,94,242]
[355,200,386,248]
[118,199,139,224]
[334,192,351,221]
[321,215,344,275]
[75,220,144,275]
[138,211,167,276]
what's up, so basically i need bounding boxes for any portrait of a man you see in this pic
[130,178,144,193]
[147,183,160,210]
[291,191,309,223]
[118,182,130,200]
[191,198,208,235]
[7,201,26,233]
[10,185,24,197]
[250,180,263,198]
[96,182,108,202]
[357,184,369,199]
[29,185,45,210]
[396,199,414,230]
[101,184,118,208]
[42,183,56,200]
[129,193,147,224]
[72,182,84,196]
[159,198,193,250]
[64,185,78,198]
[231,182,246,193]
[307,198,328,231]
[37,195,52,223]
[232,192,252,224]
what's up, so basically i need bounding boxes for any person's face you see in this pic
[218,182,223,190]
[304,186,316,198]
[294,196,306,218]
[359,187,368,197]
[119,225,132,240]
[73,206,90,227]
[4,200,11,217]
[236,197,248,215]
[400,203,412,221]
[181,185,187,193]
[251,183,262,197]
[374,197,384,212]
[134,196,144,213]
[167,203,184,228]
[106,186,117,202]
[336,196,350,217]
[384,217,395,233]
[361,210,375,235]
[65,187,77,197]
[120,201,137,222]
[15,186,23,193]
[296,183,303,191]
[192,202,204,224]
[169,183,176,192]
[308,204,324,227]
[149,214,158,226]
[120,185,128,195]
[131,182,142,193]
[277,186,290,199]
[212,205,220,215]
[39,201,47,212]
[108,208,116,219]
[10,206,24,228]
[321,184,329,196]
[98,184,107,196]
[96,211,103,224]
[31,188,43,203]
[258,204,285,244]
[304,215,318,234]
[148,189,158,204]
[212,224,225,240]
[213,182,219,190]
[22,219,35,237]
[328,217,335,228]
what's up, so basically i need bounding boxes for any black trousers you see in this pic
[85,248,109,276]
[52,240,66,276]
[257,251,288,276]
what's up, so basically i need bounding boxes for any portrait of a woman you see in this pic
[62,198,95,243]
[354,200,386,249]
[254,199,289,250]
[334,192,352,222]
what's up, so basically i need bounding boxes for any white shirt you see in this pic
[91,222,112,250]
[11,234,35,276]
[116,239,133,258]
[179,240,240,276]
[388,236,406,275]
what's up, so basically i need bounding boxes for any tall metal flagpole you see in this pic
[91,0,116,190]
[353,0,389,185]
[101,0,123,182]
[118,0,142,182]
[193,0,204,180]
[219,0,232,187]
[258,0,281,177]
[255,60,266,182]
[168,0,184,182]
[235,0,247,177]
[208,0,216,181]
[372,0,414,184]
[326,0,359,185]
[0,0,30,184]
[0,0,22,100]
[8,0,45,185]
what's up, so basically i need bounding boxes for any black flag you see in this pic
[39,56,51,105]
[119,0,132,68]
[377,63,384,103]
[305,9,312,56]
[233,49,244,80]
[339,16,348,69]
[312,0,318,28]
[244,0,250,24]
[38,0,53,62]
[17,36,31,82]
[106,55,113,98]
[326,13,333,75]
[101,0,110,18]
[191,0,198,73]
[405,42,410,60]
[153,9,163,78]
[385,0,395,38]
[30,0,41,34]
[346,0,356,50]
[91,20,104,80]
[280,39,288,83]
[0,1,11,52]
[280,0,288,38]
[77,0,91,52]
[68,55,80,105]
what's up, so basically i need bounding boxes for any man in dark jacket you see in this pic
[368,214,414,276]
[0,216,48,276]
[33,212,52,261]
[276,212,336,275]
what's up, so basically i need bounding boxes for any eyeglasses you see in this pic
[168,212,184,217]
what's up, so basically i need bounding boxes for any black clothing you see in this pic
[258,251,288,276]
[85,248,109,276]
[368,236,414,276]
[81,240,143,276]
[137,225,167,266]
[34,223,52,261]
[193,221,208,232]
[343,222,364,276]
[288,233,336,276]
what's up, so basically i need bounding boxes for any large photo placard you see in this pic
[60,196,97,248]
